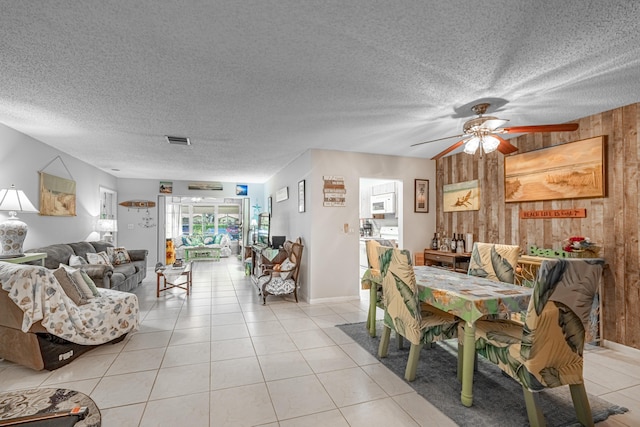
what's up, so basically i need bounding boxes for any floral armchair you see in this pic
[257,238,303,305]
[471,258,604,426]
[377,248,459,381]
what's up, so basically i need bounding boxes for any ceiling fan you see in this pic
[411,103,579,160]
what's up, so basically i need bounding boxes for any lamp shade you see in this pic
[0,184,39,258]
[97,219,118,232]
[0,185,38,214]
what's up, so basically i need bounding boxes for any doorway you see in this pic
[358,177,403,285]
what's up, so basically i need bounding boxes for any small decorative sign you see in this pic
[323,176,346,207]
[520,208,586,219]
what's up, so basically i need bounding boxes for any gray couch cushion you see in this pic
[67,242,97,261]
[114,263,136,277]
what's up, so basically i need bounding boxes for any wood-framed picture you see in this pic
[39,172,76,216]
[504,136,605,203]
[443,179,480,212]
[414,179,429,213]
[298,180,305,213]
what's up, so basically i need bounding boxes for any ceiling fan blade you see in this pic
[411,134,465,147]
[502,123,579,134]
[482,119,509,131]
[431,140,465,160]
[494,135,518,155]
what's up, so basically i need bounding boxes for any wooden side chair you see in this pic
[377,248,459,381]
[470,258,604,426]
[257,238,303,304]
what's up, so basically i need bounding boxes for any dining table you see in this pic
[413,265,533,407]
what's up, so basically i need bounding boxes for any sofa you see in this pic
[26,241,148,292]
[174,233,232,260]
[0,262,139,370]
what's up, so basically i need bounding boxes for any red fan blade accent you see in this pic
[502,123,579,134]
[411,134,465,147]
[494,135,518,155]
[431,140,465,160]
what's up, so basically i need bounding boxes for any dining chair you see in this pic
[470,258,604,426]
[362,239,390,337]
[467,242,521,284]
[377,248,459,381]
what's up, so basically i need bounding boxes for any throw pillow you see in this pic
[60,264,95,300]
[69,254,88,267]
[203,235,214,245]
[79,270,101,297]
[214,234,224,244]
[107,247,131,265]
[53,267,90,306]
[87,251,112,266]
[279,258,296,280]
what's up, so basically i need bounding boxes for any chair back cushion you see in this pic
[379,248,423,345]
[468,242,520,283]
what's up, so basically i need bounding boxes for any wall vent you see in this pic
[166,135,191,146]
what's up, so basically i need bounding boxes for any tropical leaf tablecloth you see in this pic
[414,266,532,323]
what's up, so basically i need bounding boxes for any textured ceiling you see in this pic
[2,1,640,183]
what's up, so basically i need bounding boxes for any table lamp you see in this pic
[97,218,118,243]
[0,184,39,258]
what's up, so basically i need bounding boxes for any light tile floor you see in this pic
[0,258,637,426]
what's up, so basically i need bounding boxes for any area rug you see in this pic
[337,322,628,427]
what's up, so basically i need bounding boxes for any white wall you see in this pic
[266,149,435,304]
[0,123,117,249]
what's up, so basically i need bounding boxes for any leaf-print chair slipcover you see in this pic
[468,242,521,283]
[362,240,393,337]
[377,248,459,381]
[472,258,604,426]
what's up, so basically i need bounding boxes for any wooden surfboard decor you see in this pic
[119,200,156,209]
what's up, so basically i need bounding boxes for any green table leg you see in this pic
[461,321,476,407]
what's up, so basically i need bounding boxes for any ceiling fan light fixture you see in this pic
[481,135,500,153]
[463,136,480,154]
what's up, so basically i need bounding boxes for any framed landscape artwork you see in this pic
[39,172,76,216]
[443,179,479,212]
[504,136,605,203]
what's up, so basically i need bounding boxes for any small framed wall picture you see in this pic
[235,184,248,196]
[268,196,272,215]
[414,179,429,213]
[298,180,305,213]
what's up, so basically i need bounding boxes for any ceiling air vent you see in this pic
[166,135,191,146]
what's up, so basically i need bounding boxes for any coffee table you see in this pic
[0,388,100,427]
[156,262,192,297]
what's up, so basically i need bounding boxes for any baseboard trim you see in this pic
[602,340,640,357]
[308,295,360,304]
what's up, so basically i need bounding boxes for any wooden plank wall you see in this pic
[436,102,640,350]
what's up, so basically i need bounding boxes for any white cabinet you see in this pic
[371,182,396,196]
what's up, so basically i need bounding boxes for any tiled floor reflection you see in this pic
[0,258,637,426]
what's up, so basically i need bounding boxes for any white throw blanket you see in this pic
[0,262,139,345]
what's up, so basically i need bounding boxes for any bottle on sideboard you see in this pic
[456,233,464,253]
[450,233,457,253]
[431,233,438,250]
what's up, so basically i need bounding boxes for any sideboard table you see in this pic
[0,252,47,266]
[423,249,470,273]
